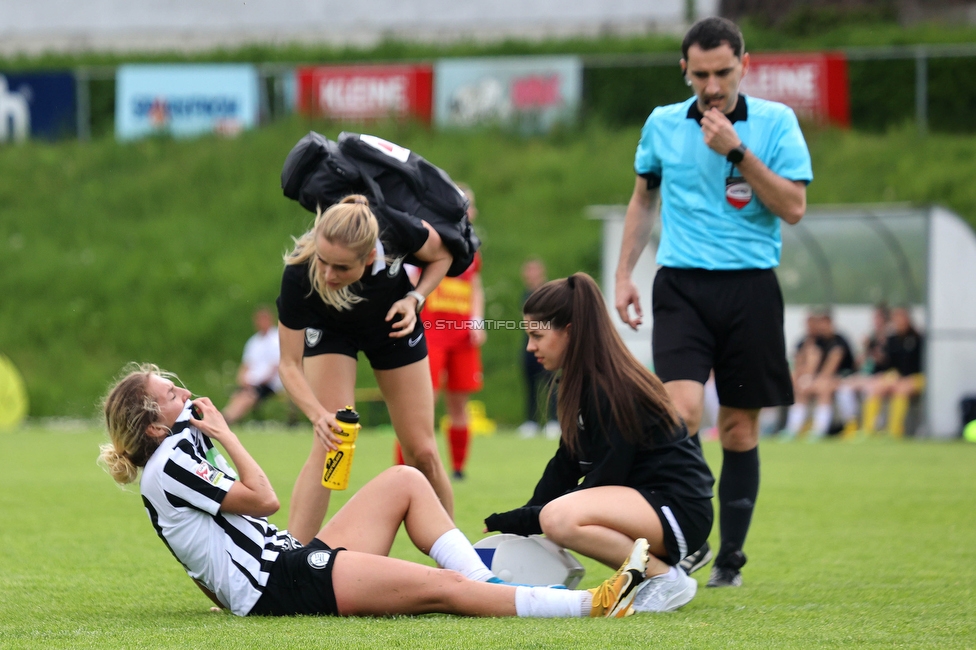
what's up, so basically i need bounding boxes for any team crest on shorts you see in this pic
[307,550,331,569]
[305,328,322,347]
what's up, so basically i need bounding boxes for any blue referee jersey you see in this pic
[634,94,813,270]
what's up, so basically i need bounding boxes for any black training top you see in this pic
[884,330,924,376]
[484,382,715,536]
[276,252,414,333]
[795,333,856,376]
[816,334,855,375]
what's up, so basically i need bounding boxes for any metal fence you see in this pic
[52,43,976,140]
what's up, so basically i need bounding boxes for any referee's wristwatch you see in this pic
[726,143,748,164]
[405,290,426,313]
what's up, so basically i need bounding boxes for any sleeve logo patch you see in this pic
[305,328,322,348]
[194,462,225,486]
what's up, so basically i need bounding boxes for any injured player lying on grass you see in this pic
[98,362,650,618]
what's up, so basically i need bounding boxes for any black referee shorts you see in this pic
[652,267,793,409]
[248,539,343,617]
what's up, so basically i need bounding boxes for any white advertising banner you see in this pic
[434,56,581,131]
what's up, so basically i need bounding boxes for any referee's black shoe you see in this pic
[706,549,747,588]
[678,541,713,575]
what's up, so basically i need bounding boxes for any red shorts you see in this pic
[428,341,483,393]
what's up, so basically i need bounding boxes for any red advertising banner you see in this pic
[296,65,433,122]
[740,52,850,127]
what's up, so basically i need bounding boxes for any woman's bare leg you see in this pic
[332,553,517,616]
[375,360,454,517]
[316,466,454,555]
[539,486,671,577]
[288,354,358,545]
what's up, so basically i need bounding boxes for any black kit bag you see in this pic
[281,131,480,277]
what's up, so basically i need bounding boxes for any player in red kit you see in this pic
[396,184,485,479]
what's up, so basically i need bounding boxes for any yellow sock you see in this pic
[888,396,909,438]
[861,396,881,434]
[842,419,859,439]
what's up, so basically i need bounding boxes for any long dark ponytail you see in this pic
[523,272,679,453]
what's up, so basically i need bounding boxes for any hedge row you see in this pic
[581,55,976,132]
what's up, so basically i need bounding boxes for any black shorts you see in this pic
[252,383,277,401]
[304,320,428,371]
[641,491,713,566]
[652,267,793,409]
[248,539,344,617]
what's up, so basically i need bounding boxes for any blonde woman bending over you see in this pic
[277,194,454,543]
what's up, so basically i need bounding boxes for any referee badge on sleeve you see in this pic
[725,177,753,209]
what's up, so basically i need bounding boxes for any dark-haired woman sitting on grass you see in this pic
[485,273,715,613]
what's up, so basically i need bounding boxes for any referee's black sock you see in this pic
[716,446,759,569]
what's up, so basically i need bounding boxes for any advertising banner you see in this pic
[434,56,581,131]
[296,65,433,122]
[0,71,76,143]
[115,64,259,140]
[740,52,850,127]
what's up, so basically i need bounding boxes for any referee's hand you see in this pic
[615,277,643,331]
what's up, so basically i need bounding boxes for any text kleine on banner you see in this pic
[295,65,433,123]
[740,52,850,127]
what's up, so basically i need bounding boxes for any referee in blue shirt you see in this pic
[614,17,813,588]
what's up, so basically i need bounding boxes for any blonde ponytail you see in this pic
[97,443,140,485]
[98,363,170,485]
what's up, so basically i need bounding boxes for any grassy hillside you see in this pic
[2,120,975,421]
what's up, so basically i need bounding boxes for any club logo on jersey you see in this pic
[387,255,405,278]
[194,462,224,486]
[305,328,322,347]
[725,177,753,209]
[307,550,332,569]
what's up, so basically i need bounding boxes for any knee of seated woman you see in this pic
[538,503,577,543]
[382,464,427,484]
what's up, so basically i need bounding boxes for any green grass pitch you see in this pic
[1,425,974,649]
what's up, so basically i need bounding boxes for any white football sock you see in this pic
[785,403,808,434]
[835,385,859,423]
[811,404,833,436]
[428,528,495,582]
[515,586,588,618]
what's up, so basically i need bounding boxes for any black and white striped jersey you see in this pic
[139,402,300,616]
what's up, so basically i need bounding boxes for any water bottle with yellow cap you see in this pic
[321,407,361,490]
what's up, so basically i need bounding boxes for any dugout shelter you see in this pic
[590,203,976,438]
